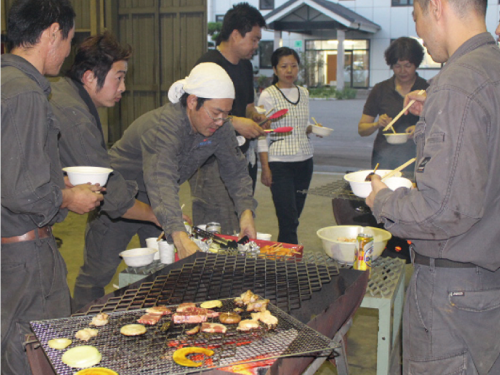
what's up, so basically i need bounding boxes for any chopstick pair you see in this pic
[382,158,416,180]
[383,90,426,133]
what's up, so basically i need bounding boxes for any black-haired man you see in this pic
[189,2,267,235]
[49,32,160,312]
[1,1,103,373]
[366,0,500,373]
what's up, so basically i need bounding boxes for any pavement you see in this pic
[303,99,374,173]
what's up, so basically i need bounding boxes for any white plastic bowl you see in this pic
[63,166,113,186]
[311,125,333,137]
[384,133,409,144]
[344,169,402,198]
[384,176,413,191]
[119,248,157,267]
[317,225,392,265]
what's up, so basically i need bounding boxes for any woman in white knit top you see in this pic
[257,47,314,244]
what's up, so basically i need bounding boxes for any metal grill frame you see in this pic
[31,299,338,375]
[74,253,339,317]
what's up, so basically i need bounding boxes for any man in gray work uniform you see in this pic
[49,32,160,312]
[1,1,103,373]
[83,63,257,295]
[366,0,500,373]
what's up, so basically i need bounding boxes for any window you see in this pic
[259,41,274,69]
[410,37,442,69]
[215,14,224,22]
[392,0,413,6]
[259,0,274,10]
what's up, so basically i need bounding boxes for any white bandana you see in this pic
[168,63,235,103]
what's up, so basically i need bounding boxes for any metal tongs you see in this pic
[192,227,239,249]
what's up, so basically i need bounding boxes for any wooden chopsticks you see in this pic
[382,158,416,180]
[383,90,426,132]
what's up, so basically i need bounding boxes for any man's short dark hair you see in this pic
[415,0,487,17]
[384,37,425,68]
[179,93,208,110]
[218,2,266,44]
[7,0,75,49]
[66,32,132,90]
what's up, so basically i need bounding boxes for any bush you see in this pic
[308,86,357,100]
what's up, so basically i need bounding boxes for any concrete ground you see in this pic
[53,172,404,375]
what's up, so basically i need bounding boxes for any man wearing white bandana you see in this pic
[75,63,257,311]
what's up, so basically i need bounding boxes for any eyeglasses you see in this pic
[203,105,231,124]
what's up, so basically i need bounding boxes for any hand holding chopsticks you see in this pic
[381,158,416,180]
[383,90,426,132]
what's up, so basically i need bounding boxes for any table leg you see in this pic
[377,300,392,375]
[392,271,405,345]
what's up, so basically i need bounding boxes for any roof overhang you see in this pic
[265,0,380,34]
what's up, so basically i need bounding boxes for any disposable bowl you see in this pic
[384,176,413,191]
[311,125,333,137]
[316,225,392,265]
[344,169,402,198]
[63,166,113,186]
[119,248,157,267]
[384,133,409,144]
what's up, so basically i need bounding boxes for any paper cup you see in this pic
[159,241,175,264]
[257,232,272,241]
[146,237,160,260]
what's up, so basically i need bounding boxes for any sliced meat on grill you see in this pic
[146,305,172,315]
[201,323,227,334]
[176,306,207,314]
[205,309,220,318]
[237,319,260,331]
[246,299,270,312]
[186,325,200,335]
[251,310,278,329]
[89,313,109,327]
[173,312,207,324]
[137,313,162,325]
[176,303,197,312]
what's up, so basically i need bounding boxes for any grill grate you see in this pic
[31,299,336,375]
[74,253,339,317]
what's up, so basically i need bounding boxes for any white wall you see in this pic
[207,0,500,87]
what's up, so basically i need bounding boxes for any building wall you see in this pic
[207,0,500,88]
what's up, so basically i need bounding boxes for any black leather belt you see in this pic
[413,252,477,268]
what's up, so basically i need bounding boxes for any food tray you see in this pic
[31,298,337,375]
[218,235,304,260]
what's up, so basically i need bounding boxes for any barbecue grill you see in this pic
[27,252,369,375]
[31,299,336,375]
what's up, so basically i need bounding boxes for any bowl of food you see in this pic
[63,166,113,186]
[119,248,157,267]
[384,176,413,191]
[344,169,402,198]
[311,124,333,137]
[384,133,409,144]
[316,225,392,264]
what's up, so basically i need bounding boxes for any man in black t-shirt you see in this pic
[189,3,267,234]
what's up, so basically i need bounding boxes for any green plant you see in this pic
[299,51,325,87]
[207,22,222,42]
[257,74,271,90]
[307,86,357,99]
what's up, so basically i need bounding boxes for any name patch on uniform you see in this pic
[451,291,464,297]
[199,139,212,147]
[416,157,431,173]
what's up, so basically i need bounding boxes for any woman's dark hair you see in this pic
[179,93,208,110]
[271,47,300,84]
[7,0,75,49]
[217,2,266,44]
[66,32,132,90]
[384,37,425,68]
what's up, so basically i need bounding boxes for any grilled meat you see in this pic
[201,322,227,334]
[137,313,161,325]
[75,328,98,341]
[89,313,109,327]
[237,319,260,331]
[146,305,172,315]
[246,299,269,312]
